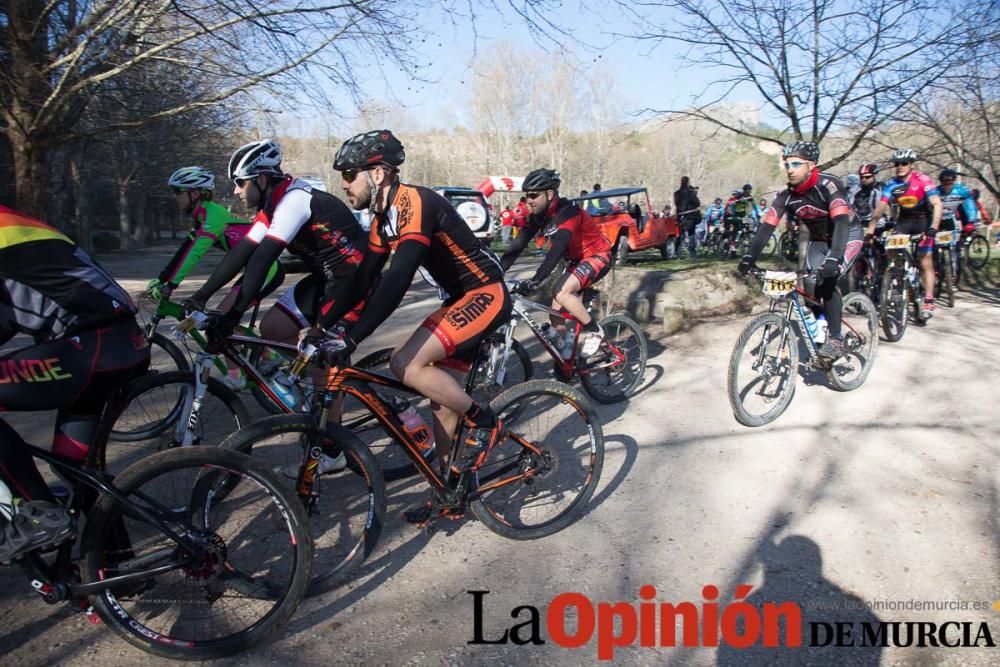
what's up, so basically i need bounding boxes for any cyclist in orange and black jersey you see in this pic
[0,206,150,560]
[500,168,612,356]
[321,131,510,523]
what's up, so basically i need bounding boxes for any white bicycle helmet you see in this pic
[228,139,283,180]
[891,147,918,162]
[167,166,214,191]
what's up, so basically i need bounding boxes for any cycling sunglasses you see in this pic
[525,191,546,200]
[234,177,253,188]
[893,160,913,167]
[172,187,189,194]
[782,160,808,169]
[340,167,377,184]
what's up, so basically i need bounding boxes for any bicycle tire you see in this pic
[578,314,647,404]
[939,247,955,308]
[727,311,798,427]
[148,332,190,373]
[222,415,386,596]
[103,371,249,474]
[878,268,908,342]
[965,233,990,269]
[340,347,437,482]
[80,446,312,660]
[469,380,604,540]
[827,293,878,392]
[470,335,535,404]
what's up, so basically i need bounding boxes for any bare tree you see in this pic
[1,0,422,219]
[620,0,996,169]
[895,44,1000,200]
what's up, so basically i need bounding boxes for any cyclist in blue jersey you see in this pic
[933,169,977,284]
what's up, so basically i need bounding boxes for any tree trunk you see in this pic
[117,177,133,250]
[9,133,50,219]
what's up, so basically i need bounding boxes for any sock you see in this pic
[464,403,497,429]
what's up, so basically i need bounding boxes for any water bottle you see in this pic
[907,266,918,285]
[801,306,819,340]
[392,397,433,452]
[815,314,828,345]
[269,371,300,410]
[0,480,14,521]
[562,330,576,359]
[540,323,565,350]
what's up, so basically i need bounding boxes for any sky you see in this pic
[278,2,768,137]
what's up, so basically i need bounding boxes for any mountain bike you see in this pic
[727,267,878,426]
[6,421,311,659]
[932,229,956,308]
[778,224,799,264]
[851,233,885,305]
[956,223,991,283]
[104,320,387,597]
[878,233,932,342]
[224,338,605,540]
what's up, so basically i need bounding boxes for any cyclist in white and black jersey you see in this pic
[853,163,887,231]
[183,139,369,349]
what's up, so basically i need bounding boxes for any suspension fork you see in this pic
[173,352,214,446]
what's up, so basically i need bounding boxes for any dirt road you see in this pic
[1,248,997,665]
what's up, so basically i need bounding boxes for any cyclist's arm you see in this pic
[746,211,781,260]
[317,248,388,330]
[499,218,538,271]
[961,193,978,224]
[226,237,285,315]
[529,228,571,284]
[158,207,229,286]
[190,234,257,305]
[343,239,426,343]
[929,194,943,230]
[867,200,889,236]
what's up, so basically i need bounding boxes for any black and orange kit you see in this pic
[321,184,511,364]
[0,205,150,502]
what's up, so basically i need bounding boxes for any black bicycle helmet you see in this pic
[858,162,879,177]
[742,183,753,191]
[782,141,820,162]
[938,168,958,180]
[521,168,561,192]
[333,130,405,171]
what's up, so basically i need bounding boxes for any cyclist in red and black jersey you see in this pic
[499,168,612,356]
[320,130,511,523]
[0,206,151,560]
[739,141,864,359]
[182,139,367,351]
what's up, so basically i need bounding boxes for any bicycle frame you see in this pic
[144,297,261,375]
[18,442,206,601]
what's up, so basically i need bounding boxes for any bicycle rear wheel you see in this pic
[102,371,249,475]
[827,293,878,391]
[965,233,990,269]
[81,447,312,660]
[470,380,603,539]
[469,334,534,404]
[727,312,798,427]
[222,415,386,595]
[578,314,647,404]
[878,268,908,342]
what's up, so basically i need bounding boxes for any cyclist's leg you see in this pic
[819,232,863,340]
[551,254,612,329]
[260,275,314,343]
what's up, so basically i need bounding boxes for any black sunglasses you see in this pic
[893,161,912,167]
[234,176,254,187]
[172,187,188,194]
[340,169,362,184]
[525,191,546,200]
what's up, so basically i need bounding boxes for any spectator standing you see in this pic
[673,176,701,258]
[513,196,530,239]
[499,205,515,245]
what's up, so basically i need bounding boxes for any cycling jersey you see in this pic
[725,195,760,225]
[320,183,507,349]
[0,205,135,344]
[702,204,725,226]
[932,182,977,230]
[851,183,886,227]
[760,169,860,259]
[159,200,257,285]
[247,178,365,282]
[881,170,936,229]
[500,197,612,285]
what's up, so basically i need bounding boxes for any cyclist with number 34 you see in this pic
[739,141,864,360]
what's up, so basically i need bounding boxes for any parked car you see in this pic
[433,186,495,242]
[572,187,679,262]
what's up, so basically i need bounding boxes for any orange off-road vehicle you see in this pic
[571,187,679,263]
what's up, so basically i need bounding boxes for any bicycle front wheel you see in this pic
[878,268,908,342]
[469,334,534,404]
[148,332,190,372]
[81,447,312,660]
[222,415,386,595]
[965,234,990,269]
[827,293,878,392]
[579,314,648,404]
[470,380,604,540]
[102,371,250,475]
[727,312,798,427]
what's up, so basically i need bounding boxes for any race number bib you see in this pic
[762,271,797,296]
